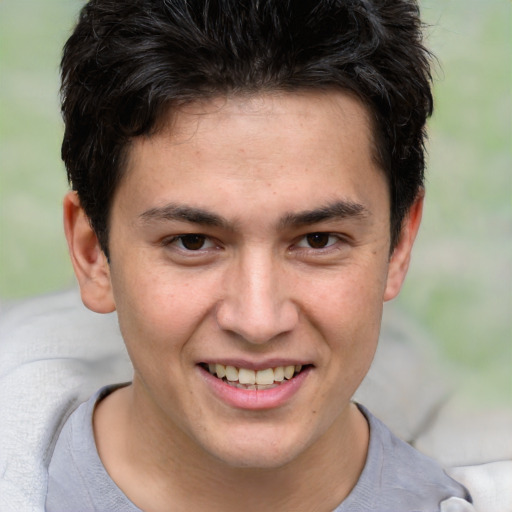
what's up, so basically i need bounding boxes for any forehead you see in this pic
[117,90,387,221]
[156,91,375,158]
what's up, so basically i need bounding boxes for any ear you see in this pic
[63,191,116,313]
[384,191,424,302]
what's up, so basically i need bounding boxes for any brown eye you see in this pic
[178,234,208,250]
[305,233,331,249]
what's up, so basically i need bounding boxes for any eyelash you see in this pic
[294,233,342,250]
[162,232,347,253]
[162,234,217,252]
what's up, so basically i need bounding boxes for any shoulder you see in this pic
[46,385,140,512]
[336,404,473,512]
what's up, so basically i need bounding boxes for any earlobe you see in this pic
[383,191,424,302]
[63,191,116,313]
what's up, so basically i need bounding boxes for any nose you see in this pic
[215,250,299,344]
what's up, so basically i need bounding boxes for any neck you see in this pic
[94,384,369,512]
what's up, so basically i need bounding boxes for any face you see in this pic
[73,91,420,470]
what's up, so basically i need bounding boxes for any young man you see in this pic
[46,0,473,510]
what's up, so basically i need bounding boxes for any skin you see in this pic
[64,90,423,512]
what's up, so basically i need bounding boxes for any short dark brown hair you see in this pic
[61,0,433,256]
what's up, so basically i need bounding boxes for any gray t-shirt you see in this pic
[46,386,472,512]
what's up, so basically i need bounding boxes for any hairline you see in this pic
[101,86,393,256]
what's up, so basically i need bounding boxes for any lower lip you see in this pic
[198,366,312,410]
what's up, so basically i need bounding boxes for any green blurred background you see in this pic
[1,0,511,406]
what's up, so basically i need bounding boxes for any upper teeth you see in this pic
[207,364,302,385]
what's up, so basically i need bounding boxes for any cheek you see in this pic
[306,259,387,327]
[303,261,386,373]
[109,260,217,359]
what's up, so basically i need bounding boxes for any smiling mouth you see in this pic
[200,363,309,390]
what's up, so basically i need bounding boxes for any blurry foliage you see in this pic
[401,0,511,405]
[0,0,510,404]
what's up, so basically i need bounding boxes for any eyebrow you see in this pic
[278,200,369,229]
[139,199,369,230]
[139,204,232,230]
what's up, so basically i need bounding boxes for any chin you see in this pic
[199,424,314,470]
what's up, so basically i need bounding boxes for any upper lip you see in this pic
[198,359,312,371]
